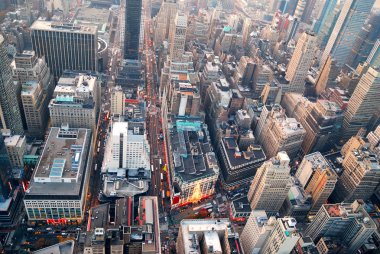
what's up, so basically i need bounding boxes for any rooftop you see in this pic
[222,137,266,168]
[33,240,75,254]
[4,135,25,148]
[179,219,243,254]
[170,119,218,183]
[25,127,91,198]
[231,196,251,213]
[303,152,331,170]
[30,20,97,34]
[323,201,376,229]
[21,81,39,96]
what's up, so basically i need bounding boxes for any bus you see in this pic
[159,158,162,165]
[162,190,165,199]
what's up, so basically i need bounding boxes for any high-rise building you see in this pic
[305,200,376,253]
[49,74,101,132]
[242,17,252,48]
[255,105,306,159]
[295,152,338,216]
[247,151,292,216]
[313,0,338,35]
[366,39,380,67]
[0,35,24,135]
[321,0,376,67]
[0,133,11,198]
[24,127,92,222]
[281,178,312,221]
[123,0,142,60]
[176,219,243,254]
[314,55,339,95]
[168,12,187,61]
[154,0,178,46]
[260,217,301,254]
[168,119,219,207]
[282,93,344,155]
[4,135,26,169]
[12,51,54,138]
[294,0,305,20]
[101,119,150,197]
[103,121,150,170]
[30,21,98,78]
[110,86,125,115]
[332,135,380,203]
[342,67,380,140]
[285,31,317,94]
[346,12,380,68]
[234,56,256,88]
[240,211,275,254]
[302,0,317,23]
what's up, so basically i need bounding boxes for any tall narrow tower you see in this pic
[285,31,317,94]
[247,151,292,216]
[124,0,142,60]
[342,67,380,140]
[321,0,376,67]
[0,35,23,134]
[153,0,178,46]
[168,12,187,62]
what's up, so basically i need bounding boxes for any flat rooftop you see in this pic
[231,196,251,213]
[170,122,218,183]
[25,127,91,198]
[21,81,39,96]
[30,20,97,34]
[222,137,266,168]
[33,240,75,254]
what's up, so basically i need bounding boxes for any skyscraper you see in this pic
[342,67,380,140]
[30,21,98,78]
[331,134,380,203]
[12,51,54,138]
[295,152,338,216]
[240,211,275,254]
[285,31,317,94]
[313,0,337,34]
[321,0,376,67]
[153,0,178,46]
[366,39,380,67]
[305,200,376,253]
[0,35,24,135]
[247,151,292,216]
[49,74,101,132]
[260,217,300,254]
[346,12,380,68]
[168,12,187,61]
[255,105,306,159]
[123,0,142,60]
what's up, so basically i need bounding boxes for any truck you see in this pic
[159,158,162,165]
[160,173,163,181]
[162,190,165,199]
[151,165,154,172]
[94,164,97,171]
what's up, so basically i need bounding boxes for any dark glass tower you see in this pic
[124,0,142,60]
[0,35,24,135]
